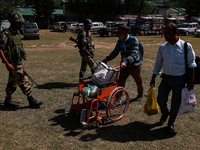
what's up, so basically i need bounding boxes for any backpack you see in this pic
[130,36,144,61]
[184,42,200,84]
[194,56,200,84]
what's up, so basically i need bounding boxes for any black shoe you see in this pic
[159,112,169,125]
[166,125,175,135]
[4,101,20,109]
[136,95,144,101]
[28,96,43,108]
[132,95,144,101]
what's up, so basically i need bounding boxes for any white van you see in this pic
[178,22,198,36]
[53,21,68,32]
[0,20,11,32]
[90,22,104,33]
[66,21,78,30]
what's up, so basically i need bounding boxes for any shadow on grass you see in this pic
[36,82,78,89]
[49,109,83,131]
[79,121,176,142]
[0,104,19,111]
[0,102,42,111]
[49,108,176,142]
[49,108,114,136]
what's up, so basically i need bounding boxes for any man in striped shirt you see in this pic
[102,25,144,100]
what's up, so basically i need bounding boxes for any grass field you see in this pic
[0,30,200,150]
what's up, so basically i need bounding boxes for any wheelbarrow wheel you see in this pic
[106,87,130,122]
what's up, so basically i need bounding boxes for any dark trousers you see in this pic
[118,65,144,96]
[157,74,185,126]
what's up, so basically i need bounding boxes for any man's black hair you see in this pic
[165,23,177,33]
[171,23,178,33]
[118,25,130,33]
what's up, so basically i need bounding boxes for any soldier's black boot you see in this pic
[28,96,43,108]
[4,96,20,109]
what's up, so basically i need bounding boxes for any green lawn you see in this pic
[0,30,200,150]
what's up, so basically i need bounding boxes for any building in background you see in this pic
[16,8,64,28]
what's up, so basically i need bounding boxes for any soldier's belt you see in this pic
[15,45,23,48]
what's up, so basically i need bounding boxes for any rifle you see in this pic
[69,37,98,65]
[69,37,78,47]
[22,67,39,87]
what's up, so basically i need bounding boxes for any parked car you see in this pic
[177,22,198,36]
[70,23,77,31]
[75,23,83,33]
[194,26,200,37]
[23,22,40,39]
[53,21,67,32]
[67,21,78,30]
[90,22,104,34]
[99,21,127,37]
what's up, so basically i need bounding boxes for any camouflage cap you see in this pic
[10,12,25,23]
[84,19,92,26]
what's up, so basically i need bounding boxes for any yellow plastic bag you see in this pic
[143,87,160,115]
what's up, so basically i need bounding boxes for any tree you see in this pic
[67,0,123,22]
[25,0,56,28]
[0,1,17,21]
[183,0,200,16]
[168,0,183,8]
[1,0,26,7]
[124,0,157,15]
[53,0,62,8]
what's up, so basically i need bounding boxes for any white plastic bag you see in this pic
[178,88,197,115]
[92,62,118,85]
[92,62,108,82]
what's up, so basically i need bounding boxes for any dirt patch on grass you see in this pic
[95,42,116,49]
[25,41,116,51]
[24,36,162,52]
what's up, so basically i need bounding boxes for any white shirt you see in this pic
[153,38,197,76]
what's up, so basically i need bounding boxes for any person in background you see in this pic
[76,19,96,79]
[150,23,196,134]
[161,24,165,37]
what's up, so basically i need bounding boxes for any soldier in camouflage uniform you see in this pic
[76,19,96,78]
[0,12,43,109]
